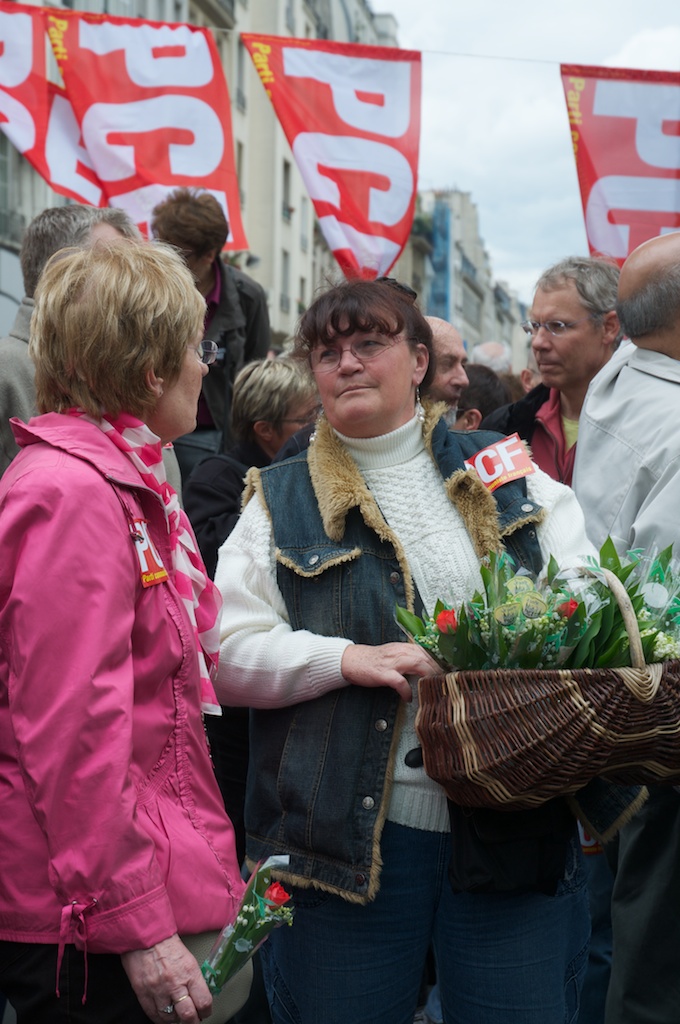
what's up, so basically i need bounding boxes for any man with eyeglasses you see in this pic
[482,256,621,485]
[573,231,680,1024]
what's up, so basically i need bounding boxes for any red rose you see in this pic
[557,598,579,619]
[435,608,457,633]
[264,881,291,907]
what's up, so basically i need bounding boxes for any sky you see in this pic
[381,0,680,304]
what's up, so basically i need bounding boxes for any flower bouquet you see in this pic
[200,855,294,996]
[397,539,680,675]
[397,540,680,812]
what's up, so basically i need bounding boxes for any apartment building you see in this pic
[0,1,520,356]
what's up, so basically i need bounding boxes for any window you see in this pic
[236,40,247,113]
[282,160,292,222]
[298,276,307,314]
[462,283,482,330]
[280,250,291,313]
[300,195,308,252]
[236,140,245,208]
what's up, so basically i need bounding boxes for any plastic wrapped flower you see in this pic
[201,856,294,995]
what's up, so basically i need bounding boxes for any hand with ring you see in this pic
[122,933,212,1022]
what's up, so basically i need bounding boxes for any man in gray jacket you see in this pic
[573,229,680,1024]
[0,205,138,477]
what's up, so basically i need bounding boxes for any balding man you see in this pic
[425,316,468,417]
[574,231,680,1024]
[469,340,512,373]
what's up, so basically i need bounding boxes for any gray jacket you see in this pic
[573,342,680,552]
[0,298,35,478]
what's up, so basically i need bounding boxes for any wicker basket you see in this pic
[415,568,680,810]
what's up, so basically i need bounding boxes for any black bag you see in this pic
[447,798,575,895]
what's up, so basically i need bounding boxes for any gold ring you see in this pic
[175,995,190,1004]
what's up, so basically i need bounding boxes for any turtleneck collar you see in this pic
[333,413,425,471]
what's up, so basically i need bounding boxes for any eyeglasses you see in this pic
[520,315,599,338]
[310,336,401,373]
[192,339,218,365]
[281,405,322,426]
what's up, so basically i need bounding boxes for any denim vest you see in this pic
[243,419,549,901]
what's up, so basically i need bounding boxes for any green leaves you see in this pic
[395,538,680,674]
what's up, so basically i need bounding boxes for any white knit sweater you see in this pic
[215,415,596,833]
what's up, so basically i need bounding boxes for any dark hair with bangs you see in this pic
[295,278,435,389]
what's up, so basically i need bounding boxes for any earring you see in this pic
[415,386,425,423]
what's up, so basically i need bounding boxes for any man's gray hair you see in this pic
[536,256,623,344]
[617,262,680,340]
[20,204,140,298]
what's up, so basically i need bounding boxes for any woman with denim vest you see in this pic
[214,279,609,1024]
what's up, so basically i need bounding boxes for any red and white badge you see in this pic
[131,518,169,587]
[577,820,604,856]
[464,433,535,492]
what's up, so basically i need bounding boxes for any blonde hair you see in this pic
[30,240,205,419]
[231,358,317,442]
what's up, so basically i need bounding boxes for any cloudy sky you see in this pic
[382,0,680,303]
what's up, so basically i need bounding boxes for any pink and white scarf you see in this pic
[69,410,222,715]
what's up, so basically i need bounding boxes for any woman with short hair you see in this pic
[184,357,319,580]
[0,240,244,1024]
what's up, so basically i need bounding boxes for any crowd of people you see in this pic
[0,189,679,1024]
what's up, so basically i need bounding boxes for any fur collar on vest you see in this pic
[244,401,544,610]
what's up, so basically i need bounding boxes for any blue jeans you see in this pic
[260,820,590,1024]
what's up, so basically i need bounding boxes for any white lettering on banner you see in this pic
[317,215,401,275]
[293,133,412,225]
[282,49,411,138]
[0,12,33,88]
[0,89,34,152]
[81,96,224,181]
[594,80,680,171]
[585,175,680,258]
[0,13,35,152]
[79,21,213,89]
[45,93,103,206]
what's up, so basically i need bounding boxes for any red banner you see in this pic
[243,34,421,279]
[0,2,246,246]
[561,63,680,263]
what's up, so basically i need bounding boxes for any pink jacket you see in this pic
[0,414,244,955]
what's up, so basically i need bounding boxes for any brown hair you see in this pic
[295,278,435,390]
[150,187,228,258]
[30,239,205,419]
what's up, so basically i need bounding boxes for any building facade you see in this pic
[0,1,521,361]
[419,188,526,370]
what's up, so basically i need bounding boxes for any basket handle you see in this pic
[585,566,646,670]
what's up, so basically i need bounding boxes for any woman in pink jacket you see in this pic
[0,240,244,1023]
